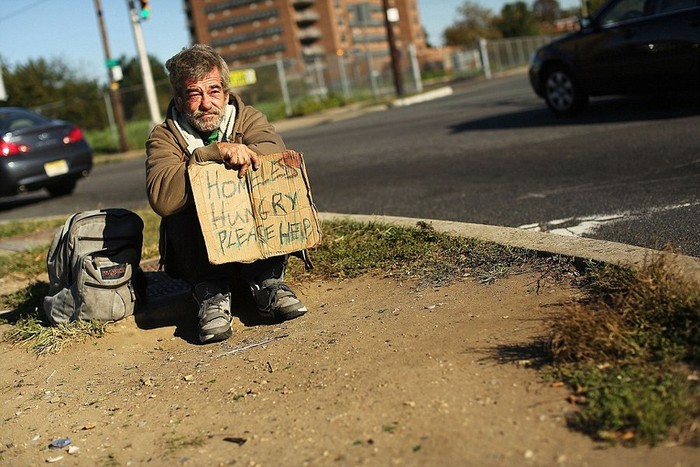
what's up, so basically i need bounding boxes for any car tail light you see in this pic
[0,140,30,157]
[63,126,84,145]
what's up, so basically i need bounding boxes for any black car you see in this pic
[529,0,700,116]
[0,107,93,197]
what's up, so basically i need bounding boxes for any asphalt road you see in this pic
[284,74,700,257]
[1,71,698,257]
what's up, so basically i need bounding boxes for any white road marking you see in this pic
[519,202,698,237]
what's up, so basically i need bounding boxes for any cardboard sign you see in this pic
[188,150,321,264]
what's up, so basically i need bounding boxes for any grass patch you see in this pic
[548,255,700,445]
[0,209,161,354]
[560,364,694,444]
[0,218,64,238]
[5,318,108,355]
[0,246,51,282]
[1,281,108,355]
[550,256,699,364]
[85,120,152,155]
[0,217,66,282]
[293,220,537,286]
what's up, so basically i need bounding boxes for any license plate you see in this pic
[44,159,69,177]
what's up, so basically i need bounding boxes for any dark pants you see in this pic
[160,203,286,288]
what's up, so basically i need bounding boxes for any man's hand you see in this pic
[217,142,260,178]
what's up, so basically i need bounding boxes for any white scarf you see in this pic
[170,104,237,154]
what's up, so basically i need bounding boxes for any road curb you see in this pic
[318,212,700,284]
[1,212,698,307]
[391,86,454,107]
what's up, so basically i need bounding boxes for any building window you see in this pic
[209,9,279,30]
[205,0,260,14]
[222,43,287,62]
[210,26,283,46]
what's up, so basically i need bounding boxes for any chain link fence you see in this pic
[228,43,426,122]
[451,35,555,79]
[108,34,556,124]
[93,34,557,151]
[227,35,556,119]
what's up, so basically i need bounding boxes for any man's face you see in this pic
[177,68,228,133]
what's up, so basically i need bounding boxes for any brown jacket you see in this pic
[145,94,286,279]
[146,94,285,217]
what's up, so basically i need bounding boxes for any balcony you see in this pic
[295,10,319,26]
[298,27,322,43]
[301,44,325,57]
[293,0,316,7]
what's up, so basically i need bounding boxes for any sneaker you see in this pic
[251,279,307,322]
[193,282,233,344]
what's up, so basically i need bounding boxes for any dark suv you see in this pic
[529,0,700,116]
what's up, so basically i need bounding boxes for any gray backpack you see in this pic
[43,208,145,325]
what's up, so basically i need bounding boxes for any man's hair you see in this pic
[165,44,230,98]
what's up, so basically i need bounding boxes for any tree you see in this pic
[586,0,609,16]
[533,0,562,22]
[2,58,107,130]
[443,1,502,47]
[117,54,169,121]
[496,1,540,37]
[423,26,436,48]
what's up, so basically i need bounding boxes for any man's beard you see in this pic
[184,107,224,133]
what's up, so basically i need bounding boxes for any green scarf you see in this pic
[204,130,219,146]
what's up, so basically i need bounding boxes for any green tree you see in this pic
[496,1,540,37]
[560,5,583,17]
[586,0,608,16]
[2,57,106,130]
[443,1,502,47]
[117,54,170,121]
[533,0,562,22]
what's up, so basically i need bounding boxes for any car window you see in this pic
[0,110,47,132]
[598,0,648,25]
[655,0,698,13]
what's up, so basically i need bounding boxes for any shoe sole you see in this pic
[267,307,307,323]
[199,327,232,344]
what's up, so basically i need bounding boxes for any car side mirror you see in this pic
[579,17,593,30]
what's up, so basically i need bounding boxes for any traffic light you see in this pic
[139,0,150,20]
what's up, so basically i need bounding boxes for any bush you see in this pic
[85,120,152,155]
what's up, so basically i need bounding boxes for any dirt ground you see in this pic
[0,272,697,466]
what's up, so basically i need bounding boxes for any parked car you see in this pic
[0,107,92,197]
[529,0,700,116]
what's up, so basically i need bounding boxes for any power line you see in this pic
[0,0,54,23]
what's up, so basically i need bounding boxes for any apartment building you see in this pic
[183,0,427,70]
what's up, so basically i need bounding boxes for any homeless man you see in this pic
[145,44,307,344]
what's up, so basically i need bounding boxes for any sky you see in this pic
[1,0,579,84]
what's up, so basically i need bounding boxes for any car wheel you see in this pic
[46,179,77,197]
[543,66,588,116]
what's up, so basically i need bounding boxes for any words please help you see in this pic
[188,150,322,264]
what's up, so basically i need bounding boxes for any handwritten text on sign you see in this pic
[189,151,321,264]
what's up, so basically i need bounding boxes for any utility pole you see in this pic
[0,66,8,101]
[382,0,404,97]
[127,0,161,128]
[94,0,129,153]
